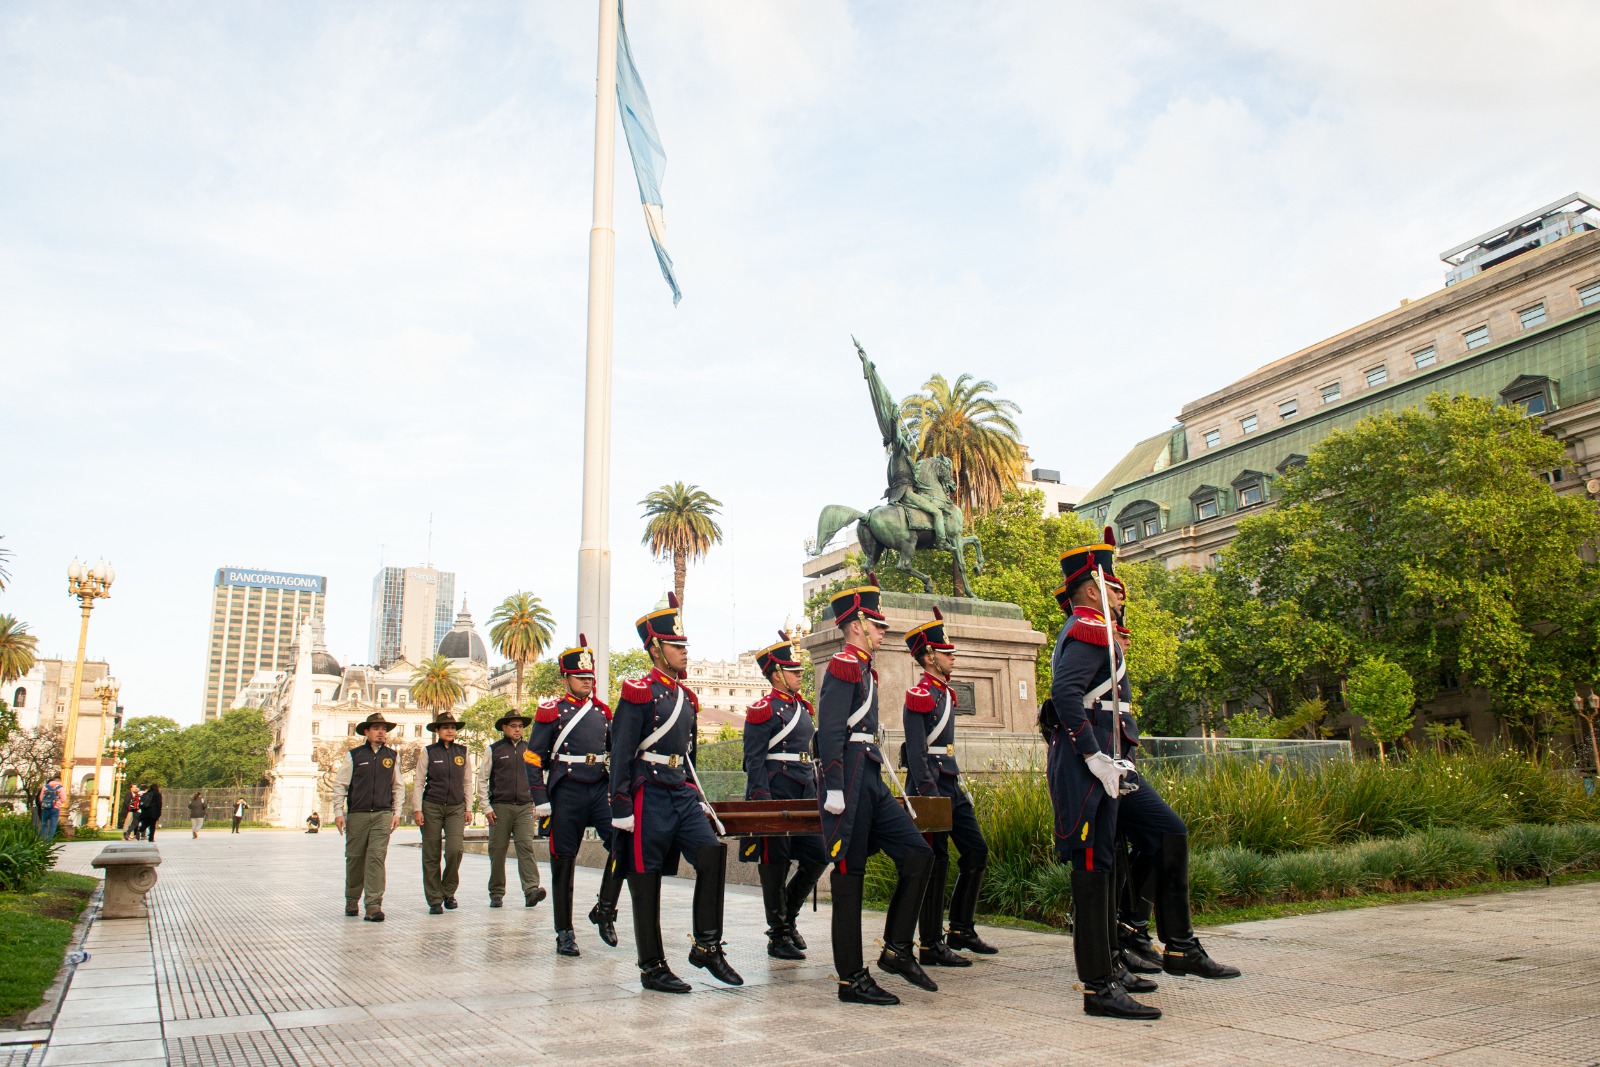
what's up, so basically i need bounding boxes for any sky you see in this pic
[4,1,1599,725]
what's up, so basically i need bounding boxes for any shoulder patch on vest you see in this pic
[535,698,561,724]
[904,686,936,714]
[620,677,652,704]
[745,697,773,725]
[827,652,862,684]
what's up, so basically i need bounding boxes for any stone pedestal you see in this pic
[801,592,1046,732]
[267,767,320,830]
[91,843,162,919]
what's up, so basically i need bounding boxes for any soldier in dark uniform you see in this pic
[901,607,995,969]
[333,712,405,922]
[529,633,626,957]
[1043,536,1238,1022]
[817,576,936,1006]
[608,594,742,993]
[739,630,827,960]
[413,711,471,915]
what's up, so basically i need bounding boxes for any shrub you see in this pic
[0,815,59,892]
[1211,845,1283,903]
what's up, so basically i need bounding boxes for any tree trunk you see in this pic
[674,551,687,609]
[513,661,525,713]
[1376,739,1387,763]
[1586,715,1600,776]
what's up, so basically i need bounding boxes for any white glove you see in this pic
[1086,752,1124,798]
[535,803,552,817]
[824,790,846,815]
[611,815,635,833]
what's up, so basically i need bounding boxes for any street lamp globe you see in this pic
[68,557,84,581]
[101,561,116,588]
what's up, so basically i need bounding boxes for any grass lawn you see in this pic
[0,872,97,1028]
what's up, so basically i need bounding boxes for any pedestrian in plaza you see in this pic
[334,712,405,922]
[1042,536,1238,1022]
[188,792,207,838]
[138,783,163,842]
[122,785,142,839]
[609,594,742,993]
[529,634,625,956]
[37,777,63,840]
[739,629,826,961]
[476,706,546,910]
[230,798,250,833]
[305,812,321,833]
[415,711,471,914]
[816,576,937,1006]
[902,607,996,968]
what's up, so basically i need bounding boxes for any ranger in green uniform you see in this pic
[335,712,406,922]
[414,711,471,914]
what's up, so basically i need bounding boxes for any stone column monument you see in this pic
[266,617,322,829]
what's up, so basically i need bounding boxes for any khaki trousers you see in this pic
[487,802,541,898]
[345,810,393,911]
[420,800,466,905]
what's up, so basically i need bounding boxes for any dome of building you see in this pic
[312,650,343,677]
[437,599,488,664]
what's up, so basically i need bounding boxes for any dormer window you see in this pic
[1231,470,1271,509]
[1500,374,1557,417]
[1189,484,1226,522]
[1115,500,1166,543]
[1275,454,1308,477]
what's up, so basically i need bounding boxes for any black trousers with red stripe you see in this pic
[1066,769,1185,872]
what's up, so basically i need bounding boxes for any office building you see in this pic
[201,567,327,721]
[368,565,457,668]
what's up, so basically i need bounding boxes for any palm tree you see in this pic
[488,592,555,712]
[900,373,1025,516]
[0,614,38,685]
[639,482,724,608]
[410,655,464,715]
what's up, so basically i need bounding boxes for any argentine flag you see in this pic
[616,3,681,306]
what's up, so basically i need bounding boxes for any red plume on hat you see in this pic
[933,606,943,621]
[668,592,680,609]
[867,571,878,586]
[1103,525,1117,548]
[578,632,588,647]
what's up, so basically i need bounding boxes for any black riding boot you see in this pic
[1118,850,1162,973]
[627,872,690,993]
[832,869,898,1005]
[878,851,938,991]
[785,860,825,951]
[551,856,579,956]
[947,858,998,954]
[1107,853,1156,992]
[919,853,969,967]
[1156,833,1240,980]
[588,851,625,948]
[1073,867,1160,1020]
[687,845,743,985]
[760,862,804,959]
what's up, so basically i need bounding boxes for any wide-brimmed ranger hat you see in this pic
[637,592,687,647]
[495,711,533,731]
[756,630,803,675]
[905,606,955,658]
[353,712,399,735]
[560,633,597,677]
[829,573,885,627]
[426,712,465,732]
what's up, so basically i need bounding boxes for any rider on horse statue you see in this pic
[858,338,961,545]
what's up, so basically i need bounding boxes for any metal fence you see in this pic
[127,786,273,831]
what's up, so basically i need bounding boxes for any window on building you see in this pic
[1365,365,1387,387]
[1239,414,1258,434]
[11,687,23,708]
[1278,398,1298,420]
[311,721,319,736]
[1238,482,1264,507]
[1321,381,1341,404]
[1580,281,1600,307]
[1464,325,1490,350]
[1203,429,1221,449]
[1195,497,1219,520]
[1094,506,1108,525]
[1500,374,1556,418]
[1518,303,1547,329]
[1412,346,1437,369]
[1121,523,1139,543]
[1522,394,1548,415]
[1142,517,1160,538]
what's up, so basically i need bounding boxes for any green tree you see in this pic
[114,716,187,788]
[0,614,38,686]
[1345,655,1416,762]
[525,660,563,702]
[411,655,465,715]
[608,648,651,708]
[488,592,555,713]
[639,482,723,608]
[461,695,511,754]
[900,373,1025,516]
[0,725,63,814]
[185,708,274,787]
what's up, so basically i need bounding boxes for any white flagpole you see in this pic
[578,0,619,700]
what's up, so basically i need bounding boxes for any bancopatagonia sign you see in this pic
[215,568,326,593]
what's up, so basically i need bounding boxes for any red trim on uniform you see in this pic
[1085,846,1094,871]
[745,696,774,725]
[632,789,646,873]
[535,698,561,724]
[620,677,652,704]
[905,686,936,714]
[827,653,862,684]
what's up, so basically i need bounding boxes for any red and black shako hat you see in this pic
[756,630,803,675]
[1054,527,1120,610]
[559,633,596,677]
[829,573,885,626]
[904,605,954,658]
[636,592,687,647]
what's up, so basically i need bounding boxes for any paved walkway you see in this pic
[35,833,1600,1066]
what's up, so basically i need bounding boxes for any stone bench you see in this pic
[90,843,162,919]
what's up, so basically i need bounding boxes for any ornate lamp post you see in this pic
[62,557,114,815]
[106,739,127,833]
[89,676,120,828]
[1571,691,1600,777]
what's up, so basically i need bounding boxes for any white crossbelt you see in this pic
[928,688,953,753]
[637,686,685,764]
[768,752,811,763]
[848,731,877,744]
[766,701,804,751]
[551,698,594,758]
[1083,653,1127,707]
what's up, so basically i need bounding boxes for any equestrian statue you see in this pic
[812,339,985,595]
